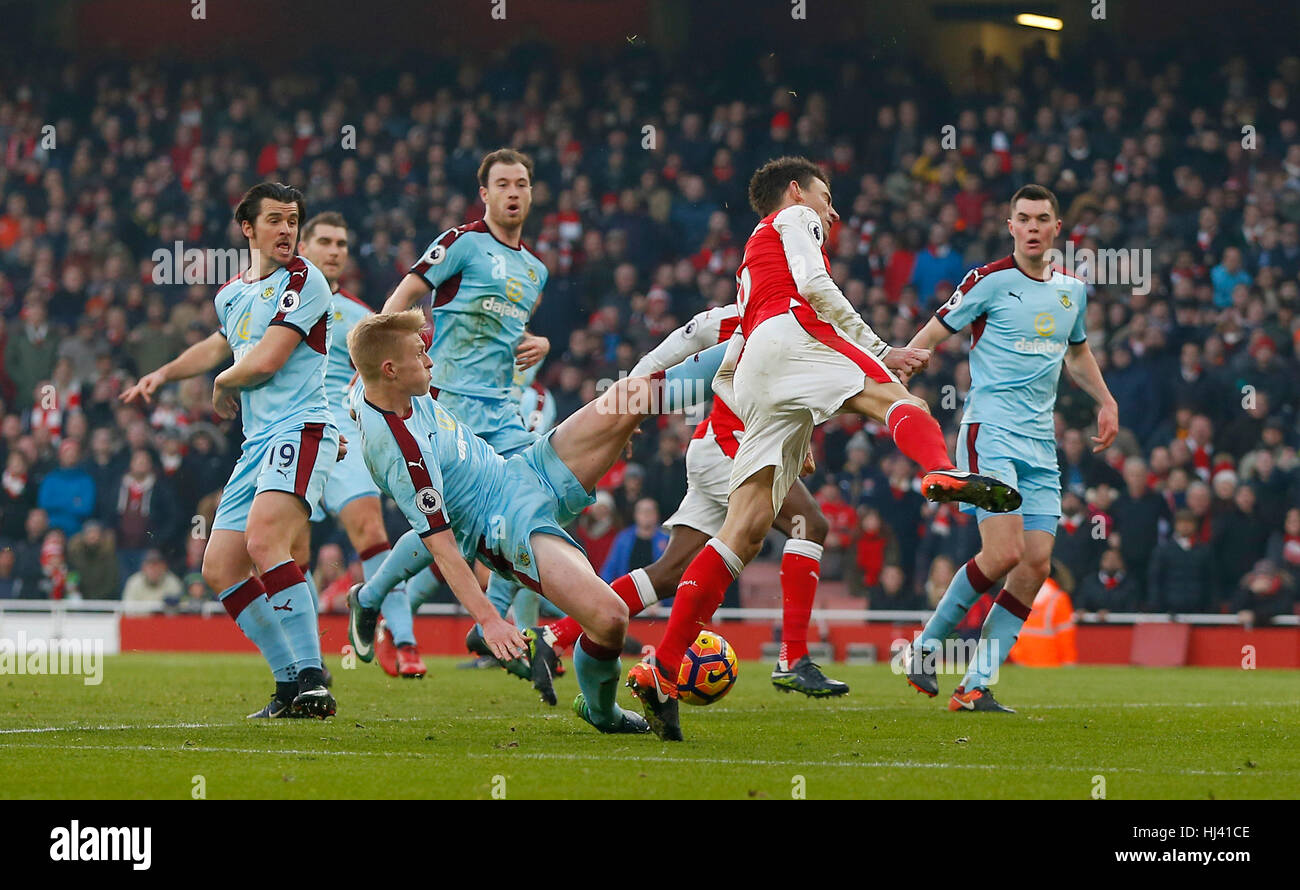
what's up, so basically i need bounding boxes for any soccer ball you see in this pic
[676,630,739,705]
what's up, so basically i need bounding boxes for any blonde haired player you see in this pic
[345,310,725,733]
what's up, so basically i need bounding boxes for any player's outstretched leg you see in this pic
[844,390,1022,514]
[356,529,433,622]
[530,533,647,735]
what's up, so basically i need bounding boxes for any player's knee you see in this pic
[1028,555,1052,586]
[982,542,1023,577]
[243,532,284,576]
[903,395,931,415]
[593,595,629,643]
[802,511,830,545]
[201,552,237,595]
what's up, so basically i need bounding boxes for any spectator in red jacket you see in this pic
[849,508,900,597]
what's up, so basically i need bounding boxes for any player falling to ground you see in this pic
[298,212,426,679]
[344,310,726,734]
[627,156,1021,741]
[351,148,560,699]
[534,304,848,697]
[902,184,1118,712]
[121,182,340,718]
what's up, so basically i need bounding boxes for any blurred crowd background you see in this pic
[1,36,1299,625]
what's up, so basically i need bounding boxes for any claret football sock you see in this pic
[262,560,322,672]
[918,557,995,654]
[573,633,623,728]
[220,576,296,682]
[886,401,956,473]
[961,591,1031,690]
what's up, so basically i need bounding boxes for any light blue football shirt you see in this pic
[935,255,1087,440]
[214,256,333,441]
[350,386,509,563]
[410,219,548,399]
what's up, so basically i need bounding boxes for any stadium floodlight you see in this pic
[1015,13,1064,30]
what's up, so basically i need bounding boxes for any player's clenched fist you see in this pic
[883,346,930,375]
[481,616,529,662]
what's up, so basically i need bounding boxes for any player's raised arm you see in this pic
[908,266,993,353]
[382,273,432,314]
[120,330,232,405]
[630,306,738,377]
[384,227,472,314]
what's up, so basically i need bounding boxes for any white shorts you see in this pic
[729,310,898,514]
[664,435,732,537]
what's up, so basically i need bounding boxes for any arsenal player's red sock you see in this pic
[653,539,743,674]
[779,539,823,666]
[544,568,658,650]
[886,401,956,473]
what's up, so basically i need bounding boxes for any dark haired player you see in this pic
[902,184,1118,712]
[627,157,1021,741]
[122,182,339,718]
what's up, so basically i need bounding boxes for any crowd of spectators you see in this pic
[1,40,1299,625]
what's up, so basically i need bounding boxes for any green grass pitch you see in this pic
[1,654,1296,799]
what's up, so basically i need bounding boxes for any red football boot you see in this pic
[373,619,399,678]
[396,644,428,679]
